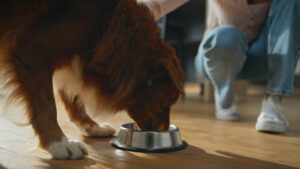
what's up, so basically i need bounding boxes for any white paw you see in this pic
[84,123,116,137]
[48,137,88,160]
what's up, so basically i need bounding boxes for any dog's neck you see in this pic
[82,0,161,109]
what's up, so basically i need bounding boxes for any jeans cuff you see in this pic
[266,88,293,96]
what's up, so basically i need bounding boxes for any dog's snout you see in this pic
[157,123,169,131]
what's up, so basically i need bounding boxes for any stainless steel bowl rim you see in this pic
[111,123,187,152]
[119,123,179,133]
[111,139,187,153]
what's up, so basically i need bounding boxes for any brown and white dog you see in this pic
[0,0,183,160]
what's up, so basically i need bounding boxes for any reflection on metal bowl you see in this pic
[111,123,187,152]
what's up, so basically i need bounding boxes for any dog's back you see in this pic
[0,0,117,98]
[0,0,59,39]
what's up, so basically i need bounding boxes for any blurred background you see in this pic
[158,0,300,86]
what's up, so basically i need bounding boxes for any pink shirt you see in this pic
[205,0,272,42]
[137,0,189,20]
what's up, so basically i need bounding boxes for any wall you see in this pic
[296,60,300,75]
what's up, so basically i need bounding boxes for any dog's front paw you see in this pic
[48,137,88,160]
[83,123,116,137]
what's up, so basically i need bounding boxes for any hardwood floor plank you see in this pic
[1,84,300,169]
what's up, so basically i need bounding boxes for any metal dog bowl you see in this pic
[111,123,187,152]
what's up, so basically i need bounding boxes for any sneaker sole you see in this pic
[255,121,287,133]
[216,113,240,121]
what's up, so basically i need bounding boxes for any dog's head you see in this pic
[90,0,184,131]
[125,43,184,131]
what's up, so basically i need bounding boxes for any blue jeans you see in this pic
[195,0,300,108]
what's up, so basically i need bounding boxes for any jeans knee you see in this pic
[214,26,245,49]
[195,26,247,80]
[202,25,247,60]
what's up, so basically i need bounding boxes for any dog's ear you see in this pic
[90,0,159,98]
[156,43,185,95]
[163,56,185,95]
[90,0,184,99]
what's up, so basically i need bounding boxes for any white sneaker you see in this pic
[215,103,241,121]
[255,96,289,133]
[214,89,240,121]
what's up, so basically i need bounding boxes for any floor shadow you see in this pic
[88,142,295,169]
[0,164,6,169]
[283,129,300,137]
[81,138,299,169]
[1,137,299,169]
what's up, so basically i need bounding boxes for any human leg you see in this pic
[254,0,299,133]
[195,25,248,120]
[266,0,298,95]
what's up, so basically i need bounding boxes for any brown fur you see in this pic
[0,0,184,150]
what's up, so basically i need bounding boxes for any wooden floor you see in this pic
[0,83,300,169]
